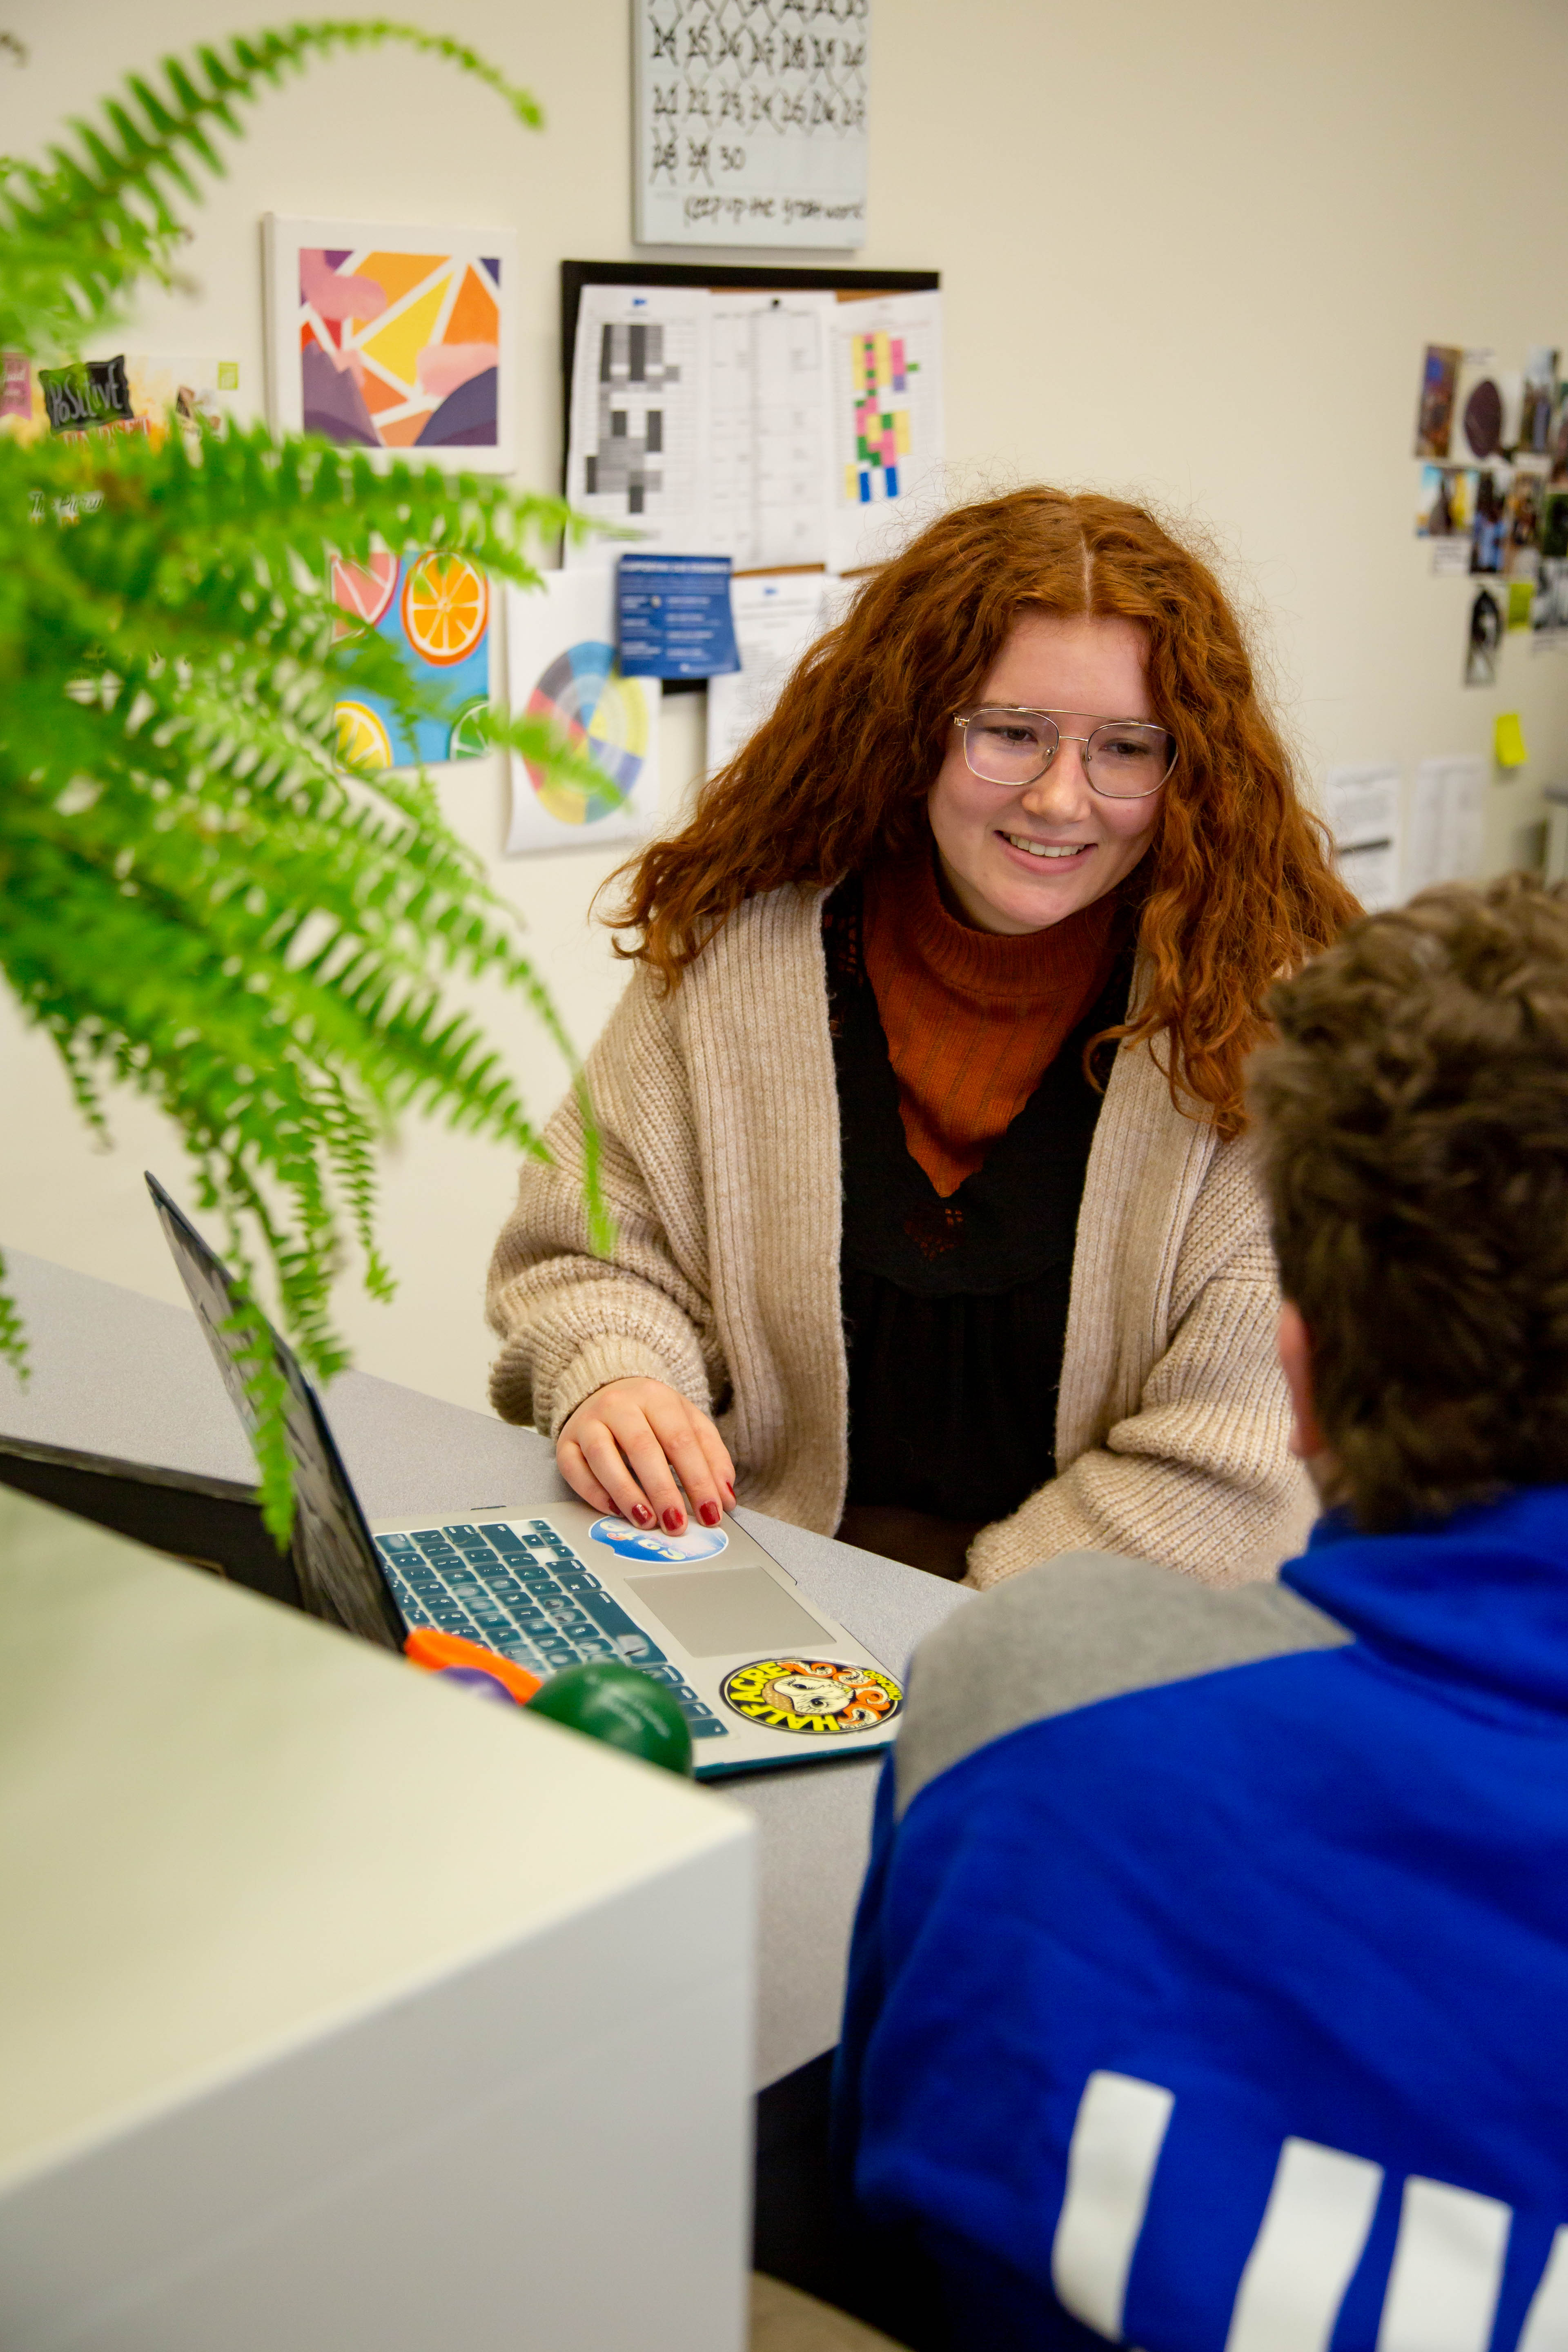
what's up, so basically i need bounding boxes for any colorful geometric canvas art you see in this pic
[845,328,914,504]
[264,218,517,474]
[331,548,491,771]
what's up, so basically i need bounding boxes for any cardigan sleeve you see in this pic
[964,1138,1314,1590]
[486,974,726,1441]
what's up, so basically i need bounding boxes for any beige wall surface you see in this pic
[3,0,1566,1417]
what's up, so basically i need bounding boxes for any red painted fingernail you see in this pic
[631,1502,655,1528]
[724,1483,737,1506]
[700,1500,721,1527]
[663,1506,685,1533]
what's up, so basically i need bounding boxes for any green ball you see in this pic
[527,1661,694,1778]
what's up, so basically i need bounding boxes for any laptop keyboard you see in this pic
[374,1519,728,1739]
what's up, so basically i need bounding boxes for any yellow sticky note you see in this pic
[1495,712,1529,770]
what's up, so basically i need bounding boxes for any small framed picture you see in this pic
[263,216,517,473]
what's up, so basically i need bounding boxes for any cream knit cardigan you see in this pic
[487,885,1314,1588]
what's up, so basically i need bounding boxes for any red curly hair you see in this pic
[606,488,1358,1136]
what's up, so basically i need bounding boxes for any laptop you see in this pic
[147,1174,904,1780]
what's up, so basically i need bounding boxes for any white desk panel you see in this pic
[0,1248,967,2086]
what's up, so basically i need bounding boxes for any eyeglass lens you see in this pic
[961,708,1174,798]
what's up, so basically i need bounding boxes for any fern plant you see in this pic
[0,24,612,1535]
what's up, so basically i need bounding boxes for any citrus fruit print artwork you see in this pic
[330,550,490,769]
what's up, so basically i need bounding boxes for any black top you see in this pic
[826,879,1136,1528]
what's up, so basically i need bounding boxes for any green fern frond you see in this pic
[0,1252,29,1384]
[0,21,543,356]
[0,27,622,1545]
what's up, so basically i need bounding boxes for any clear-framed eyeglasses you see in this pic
[953,706,1177,800]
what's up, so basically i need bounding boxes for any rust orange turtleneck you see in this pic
[860,850,1125,1198]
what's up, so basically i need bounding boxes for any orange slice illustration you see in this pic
[330,549,399,637]
[334,700,393,773]
[400,552,489,668]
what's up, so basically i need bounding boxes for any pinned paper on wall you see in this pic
[1465,586,1503,686]
[1534,560,1568,648]
[264,218,517,472]
[1403,757,1486,897]
[709,291,833,571]
[618,552,739,679]
[1494,712,1529,769]
[122,355,241,444]
[706,570,840,774]
[1521,350,1561,457]
[505,571,661,855]
[1469,468,1511,575]
[829,291,944,572]
[1324,765,1401,913]
[1414,343,1463,458]
[331,549,491,771]
[1452,352,1519,466]
[631,0,869,249]
[1504,468,1546,577]
[563,281,942,577]
[1417,463,1477,574]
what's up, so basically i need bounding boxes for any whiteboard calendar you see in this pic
[633,0,869,249]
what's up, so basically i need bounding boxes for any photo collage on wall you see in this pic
[1412,342,1568,676]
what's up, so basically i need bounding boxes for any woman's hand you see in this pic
[557,1379,737,1535]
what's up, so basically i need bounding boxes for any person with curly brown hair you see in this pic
[487,489,1356,1585]
[833,876,1568,2351]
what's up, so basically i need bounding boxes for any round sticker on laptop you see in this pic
[589,1515,730,1564]
[720,1657,904,1737]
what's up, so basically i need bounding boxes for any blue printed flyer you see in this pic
[617,552,740,681]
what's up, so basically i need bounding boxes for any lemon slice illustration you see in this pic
[334,699,394,773]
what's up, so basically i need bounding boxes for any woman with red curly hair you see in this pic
[487,489,1357,1585]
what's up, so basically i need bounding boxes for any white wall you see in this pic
[4,0,1568,1413]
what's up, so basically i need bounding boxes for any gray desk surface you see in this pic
[0,1248,967,2089]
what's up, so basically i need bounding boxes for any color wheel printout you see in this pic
[264,217,518,473]
[505,572,661,854]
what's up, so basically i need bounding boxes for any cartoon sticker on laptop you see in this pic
[590,1515,729,1564]
[720,1657,904,1736]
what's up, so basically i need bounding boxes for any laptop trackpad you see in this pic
[626,1567,831,1658]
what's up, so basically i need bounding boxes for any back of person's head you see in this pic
[608,486,1354,1134]
[1252,874,1568,1532]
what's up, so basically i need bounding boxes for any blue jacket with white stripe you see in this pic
[835,1492,1568,2352]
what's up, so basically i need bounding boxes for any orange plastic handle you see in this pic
[404,1627,542,1706]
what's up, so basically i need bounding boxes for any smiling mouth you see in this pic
[1000,833,1092,861]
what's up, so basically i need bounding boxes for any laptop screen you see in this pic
[146,1174,404,1651]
